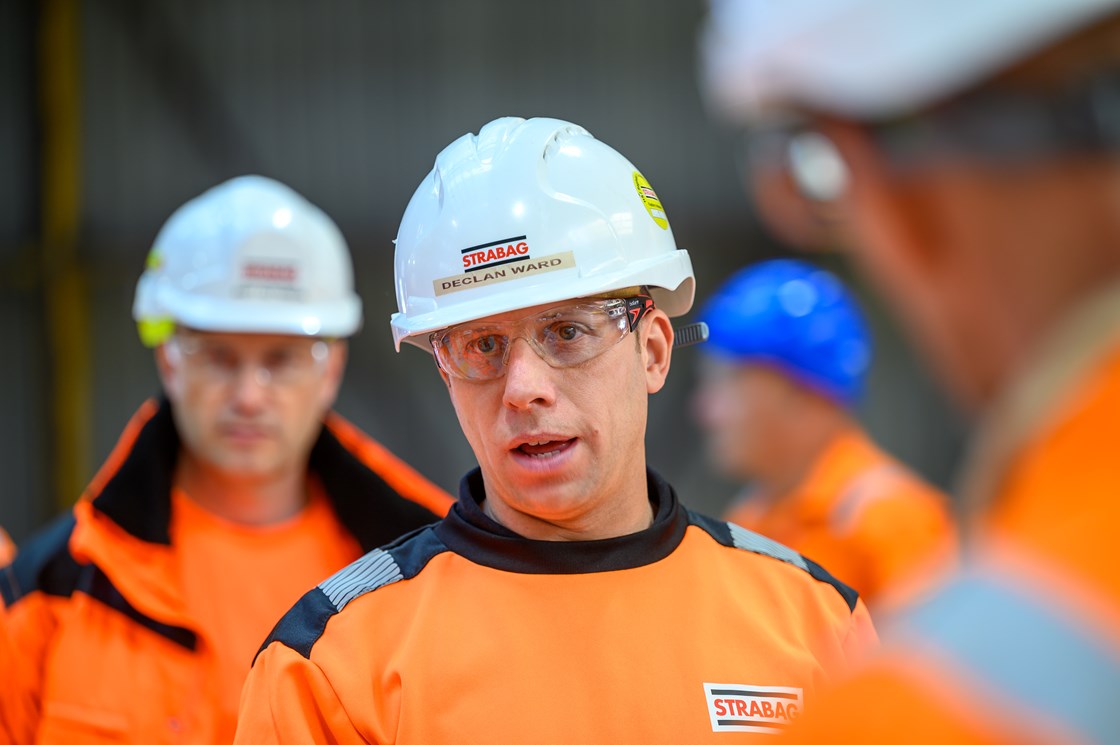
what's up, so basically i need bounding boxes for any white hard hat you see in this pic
[390,116,695,351]
[133,175,362,346]
[699,0,1120,122]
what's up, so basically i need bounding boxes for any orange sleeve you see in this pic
[0,605,18,743]
[780,661,1005,745]
[234,643,370,745]
[0,594,56,744]
[860,492,955,599]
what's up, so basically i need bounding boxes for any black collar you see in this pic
[434,467,688,574]
[92,397,432,552]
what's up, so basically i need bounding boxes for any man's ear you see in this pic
[640,309,673,394]
[316,340,349,413]
[153,343,180,399]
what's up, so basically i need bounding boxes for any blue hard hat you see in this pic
[699,259,872,406]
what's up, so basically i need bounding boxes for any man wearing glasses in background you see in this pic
[0,176,452,744]
[235,116,877,744]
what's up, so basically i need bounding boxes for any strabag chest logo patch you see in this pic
[433,235,576,296]
[703,683,803,734]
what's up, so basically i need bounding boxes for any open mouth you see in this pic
[514,438,576,459]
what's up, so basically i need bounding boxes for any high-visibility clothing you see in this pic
[234,468,878,744]
[778,284,1120,744]
[0,398,452,745]
[0,526,14,566]
[724,429,956,607]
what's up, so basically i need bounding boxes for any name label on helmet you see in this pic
[461,235,531,271]
[433,251,576,296]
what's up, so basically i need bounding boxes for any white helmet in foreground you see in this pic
[133,175,363,347]
[391,117,695,351]
[699,0,1120,122]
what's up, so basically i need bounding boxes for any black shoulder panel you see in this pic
[254,585,338,663]
[802,556,860,612]
[256,525,447,662]
[310,427,442,553]
[687,509,860,612]
[0,513,79,607]
[686,510,736,547]
[76,565,198,650]
[0,512,197,648]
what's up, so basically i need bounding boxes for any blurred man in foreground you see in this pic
[0,176,452,744]
[694,258,953,608]
[700,0,1120,741]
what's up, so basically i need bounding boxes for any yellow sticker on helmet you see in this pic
[633,172,669,230]
[137,318,176,348]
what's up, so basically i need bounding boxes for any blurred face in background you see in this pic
[813,17,1120,407]
[157,329,346,481]
[823,122,1119,407]
[693,357,796,481]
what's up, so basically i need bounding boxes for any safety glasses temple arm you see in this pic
[672,322,709,348]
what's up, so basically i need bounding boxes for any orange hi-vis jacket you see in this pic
[724,428,955,607]
[779,286,1120,744]
[235,468,878,744]
[0,398,452,745]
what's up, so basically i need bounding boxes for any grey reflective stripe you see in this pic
[318,549,403,611]
[901,572,1120,745]
[828,463,903,533]
[727,522,808,572]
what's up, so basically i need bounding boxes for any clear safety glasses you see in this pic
[739,71,1120,249]
[166,332,330,387]
[429,295,656,381]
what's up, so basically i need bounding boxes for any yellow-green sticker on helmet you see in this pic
[633,172,669,230]
[145,248,164,270]
[137,318,176,348]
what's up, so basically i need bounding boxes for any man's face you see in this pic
[439,298,673,538]
[693,357,794,481]
[157,330,346,481]
[823,118,1116,407]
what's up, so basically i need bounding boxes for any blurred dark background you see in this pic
[1,0,968,543]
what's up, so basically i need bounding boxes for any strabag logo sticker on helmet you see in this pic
[237,259,303,300]
[462,235,530,271]
[434,235,577,296]
[633,172,669,230]
[702,683,803,734]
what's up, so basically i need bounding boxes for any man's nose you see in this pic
[229,363,272,409]
[500,337,557,410]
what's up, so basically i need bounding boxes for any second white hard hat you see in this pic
[133,175,362,346]
[390,117,695,351]
[699,0,1120,122]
